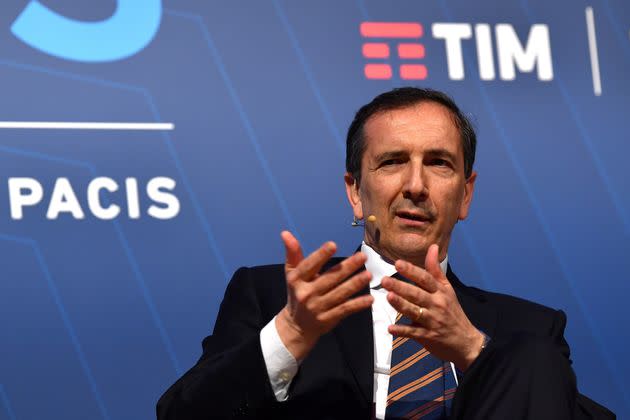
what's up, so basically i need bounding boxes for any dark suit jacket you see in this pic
[156,259,614,419]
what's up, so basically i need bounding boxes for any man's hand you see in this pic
[275,231,374,361]
[381,244,485,372]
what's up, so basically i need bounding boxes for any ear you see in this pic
[458,171,476,221]
[344,172,364,220]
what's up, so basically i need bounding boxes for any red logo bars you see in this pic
[360,22,427,80]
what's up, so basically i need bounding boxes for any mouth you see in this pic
[395,210,433,225]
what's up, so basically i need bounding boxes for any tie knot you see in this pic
[393,272,415,285]
[371,272,411,290]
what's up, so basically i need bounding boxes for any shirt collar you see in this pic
[361,241,448,289]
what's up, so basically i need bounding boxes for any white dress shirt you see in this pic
[259,242,457,419]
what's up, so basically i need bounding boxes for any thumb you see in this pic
[425,244,447,284]
[281,230,304,272]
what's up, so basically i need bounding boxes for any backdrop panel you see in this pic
[0,1,628,419]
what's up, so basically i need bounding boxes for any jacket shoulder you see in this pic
[466,284,565,335]
[470,285,559,314]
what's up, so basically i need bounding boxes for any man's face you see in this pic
[345,101,476,264]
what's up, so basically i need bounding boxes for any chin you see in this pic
[389,234,431,261]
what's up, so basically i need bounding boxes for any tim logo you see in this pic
[360,22,427,80]
[361,21,554,82]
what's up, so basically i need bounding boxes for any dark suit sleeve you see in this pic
[551,310,615,419]
[156,267,278,419]
[549,309,571,361]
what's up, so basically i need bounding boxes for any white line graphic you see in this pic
[0,122,174,130]
[585,7,602,96]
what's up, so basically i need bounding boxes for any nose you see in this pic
[402,161,428,202]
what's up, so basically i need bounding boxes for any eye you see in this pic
[429,158,450,167]
[380,159,402,167]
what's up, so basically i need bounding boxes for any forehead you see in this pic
[362,102,462,158]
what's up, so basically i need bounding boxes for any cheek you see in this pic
[435,186,465,218]
[362,178,398,212]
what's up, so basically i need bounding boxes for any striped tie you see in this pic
[385,277,457,419]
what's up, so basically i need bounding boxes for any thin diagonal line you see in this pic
[387,366,443,402]
[388,372,444,405]
[391,370,443,403]
[457,223,493,290]
[391,348,430,376]
[517,0,630,409]
[0,145,182,375]
[519,2,629,233]
[0,144,92,169]
[437,0,628,409]
[392,336,410,350]
[0,58,230,279]
[408,389,456,420]
[0,59,145,93]
[0,385,17,420]
[601,0,630,62]
[164,8,303,246]
[271,0,345,153]
[141,90,229,279]
[0,57,229,371]
[0,234,111,420]
[409,399,442,420]
[355,0,370,21]
[107,196,184,375]
[391,348,428,376]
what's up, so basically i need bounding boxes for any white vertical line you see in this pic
[585,7,602,96]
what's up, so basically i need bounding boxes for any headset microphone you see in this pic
[351,215,377,227]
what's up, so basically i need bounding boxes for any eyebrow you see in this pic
[373,150,407,162]
[373,148,459,163]
[424,148,458,163]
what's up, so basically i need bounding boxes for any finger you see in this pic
[292,241,337,282]
[386,292,430,326]
[388,323,429,341]
[314,252,368,294]
[281,230,304,271]
[317,294,374,324]
[317,269,372,311]
[381,276,429,308]
[394,260,439,293]
[424,244,448,285]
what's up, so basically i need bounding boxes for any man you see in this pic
[157,88,613,419]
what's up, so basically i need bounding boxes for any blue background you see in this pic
[0,1,628,419]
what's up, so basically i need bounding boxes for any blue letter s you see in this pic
[11,0,161,62]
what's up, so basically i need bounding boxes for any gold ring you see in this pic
[415,306,424,322]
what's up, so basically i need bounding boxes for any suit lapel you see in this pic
[332,282,374,405]
[447,265,498,337]
[319,257,373,404]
